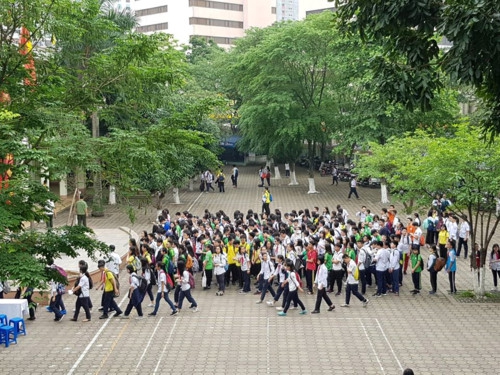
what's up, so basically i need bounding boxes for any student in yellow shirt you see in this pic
[438,225,449,259]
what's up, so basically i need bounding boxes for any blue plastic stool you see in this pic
[0,325,17,347]
[9,317,26,336]
[0,314,7,326]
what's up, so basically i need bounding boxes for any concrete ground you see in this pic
[2,166,499,374]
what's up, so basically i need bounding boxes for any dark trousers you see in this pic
[152,291,176,314]
[439,244,447,260]
[448,271,457,293]
[283,290,305,313]
[146,283,154,302]
[74,296,91,320]
[178,288,197,309]
[218,182,225,192]
[332,269,344,293]
[430,270,437,292]
[273,283,285,302]
[124,289,144,317]
[376,270,387,294]
[366,265,375,286]
[305,269,314,293]
[327,270,334,291]
[346,283,366,305]
[226,264,239,285]
[281,285,297,308]
[216,273,226,293]
[242,270,251,292]
[391,268,400,293]
[412,272,421,291]
[204,269,213,287]
[348,187,359,199]
[174,285,181,304]
[457,238,468,258]
[314,288,333,311]
[77,214,86,227]
[492,269,500,287]
[262,202,270,216]
[103,291,122,316]
[46,215,54,229]
[259,279,276,301]
[50,294,63,319]
[359,269,367,294]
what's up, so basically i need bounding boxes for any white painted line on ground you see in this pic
[376,318,404,372]
[153,318,179,374]
[266,317,270,375]
[67,294,129,375]
[359,318,385,374]
[135,317,164,370]
[187,192,205,212]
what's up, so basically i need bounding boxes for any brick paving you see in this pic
[3,166,500,374]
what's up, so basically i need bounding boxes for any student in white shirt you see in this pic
[341,254,369,307]
[457,215,470,258]
[176,261,198,312]
[70,265,91,322]
[256,252,276,304]
[388,241,401,295]
[213,245,227,296]
[149,262,177,316]
[278,260,308,316]
[332,244,344,295]
[311,256,335,313]
[373,241,390,297]
[122,264,145,319]
[267,255,287,306]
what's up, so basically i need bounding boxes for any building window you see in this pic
[136,22,168,33]
[192,34,238,45]
[135,5,168,17]
[189,0,243,12]
[271,7,276,14]
[190,17,243,29]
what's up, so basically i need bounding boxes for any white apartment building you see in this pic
[276,0,299,21]
[120,0,276,48]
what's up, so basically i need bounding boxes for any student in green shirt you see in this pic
[346,243,356,260]
[409,245,424,295]
[203,245,214,290]
[324,243,334,293]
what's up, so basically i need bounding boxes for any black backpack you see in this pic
[133,275,148,294]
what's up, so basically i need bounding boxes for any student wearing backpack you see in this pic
[122,264,145,319]
[311,256,335,314]
[409,245,424,295]
[149,262,178,316]
[341,254,369,308]
[277,260,308,316]
[216,170,225,193]
[262,187,271,216]
[97,260,122,319]
[176,260,198,312]
[213,245,227,296]
[256,252,276,304]
[356,240,370,295]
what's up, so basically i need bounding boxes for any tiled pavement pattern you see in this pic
[4,166,500,374]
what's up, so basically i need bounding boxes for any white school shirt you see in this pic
[315,264,328,289]
[287,271,299,292]
[213,253,227,276]
[346,260,358,285]
[459,222,469,239]
[332,250,344,271]
[389,249,400,270]
[260,260,275,279]
[375,248,390,271]
[77,274,90,298]
[181,270,191,291]
[158,270,168,293]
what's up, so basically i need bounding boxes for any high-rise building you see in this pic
[126,0,276,48]
[276,0,299,21]
[298,0,335,19]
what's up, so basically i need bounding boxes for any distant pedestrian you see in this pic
[284,163,290,177]
[258,166,265,187]
[348,177,359,199]
[231,165,239,188]
[75,194,88,226]
[261,187,271,216]
[445,239,457,294]
[331,167,338,185]
[265,167,271,186]
[427,245,438,294]
[45,199,56,228]
[216,170,225,193]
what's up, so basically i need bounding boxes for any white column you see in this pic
[109,185,116,205]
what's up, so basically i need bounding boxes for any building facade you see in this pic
[124,0,276,48]
[298,0,335,19]
[276,0,299,21]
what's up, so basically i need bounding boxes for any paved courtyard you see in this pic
[2,166,499,374]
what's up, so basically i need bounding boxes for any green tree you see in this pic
[333,0,500,138]
[354,122,500,295]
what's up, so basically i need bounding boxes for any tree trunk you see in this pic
[380,179,389,203]
[274,166,281,180]
[188,179,194,191]
[289,162,299,185]
[307,178,319,194]
[109,185,116,205]
[173,188,180,204]
[91,111,103,213]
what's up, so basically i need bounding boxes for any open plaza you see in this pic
[1,166,498,375]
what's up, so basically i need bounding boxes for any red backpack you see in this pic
[294,272,303,288]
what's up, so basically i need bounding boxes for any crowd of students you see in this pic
[43,199,500,322]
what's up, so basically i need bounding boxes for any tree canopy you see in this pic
[333,0,500,139]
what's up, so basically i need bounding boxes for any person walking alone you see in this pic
[348,176,360,199]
